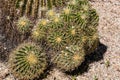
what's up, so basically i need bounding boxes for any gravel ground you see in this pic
[0,0,120,80]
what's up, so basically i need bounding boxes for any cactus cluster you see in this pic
[8,0,99,79]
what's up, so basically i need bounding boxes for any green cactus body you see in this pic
[31,26,46,41]
[85,9,99,36]
[61,7,73,22]
[48,14,64,29]
[31,19,49,41]
[65,25,85,44]
[84,9,99,54]
[84,33,99,55]
[52,45,85,71]
[8,42,47,80]
[89,9,99,27]
[72,11,89,29]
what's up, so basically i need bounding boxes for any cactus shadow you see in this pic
[66,42,107,76]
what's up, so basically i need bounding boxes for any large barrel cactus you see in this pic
[5,0,99,79]
[8,42,47,80]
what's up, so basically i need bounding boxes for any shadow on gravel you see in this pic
[66,42,107,76]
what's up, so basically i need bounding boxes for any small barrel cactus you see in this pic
[5,0,99,78]
[8,42,47,80]
[16,16,32,33]
[31,19,48,41]
[52,45,85,71]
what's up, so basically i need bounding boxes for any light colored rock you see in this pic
[43,68,71,80]
[0,63,9,79]
[3,74,15,80]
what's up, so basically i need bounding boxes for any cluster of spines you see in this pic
[31,19,49,41]
[8,42,47,80]
[47,31,67,51]
[65,25,86,44]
